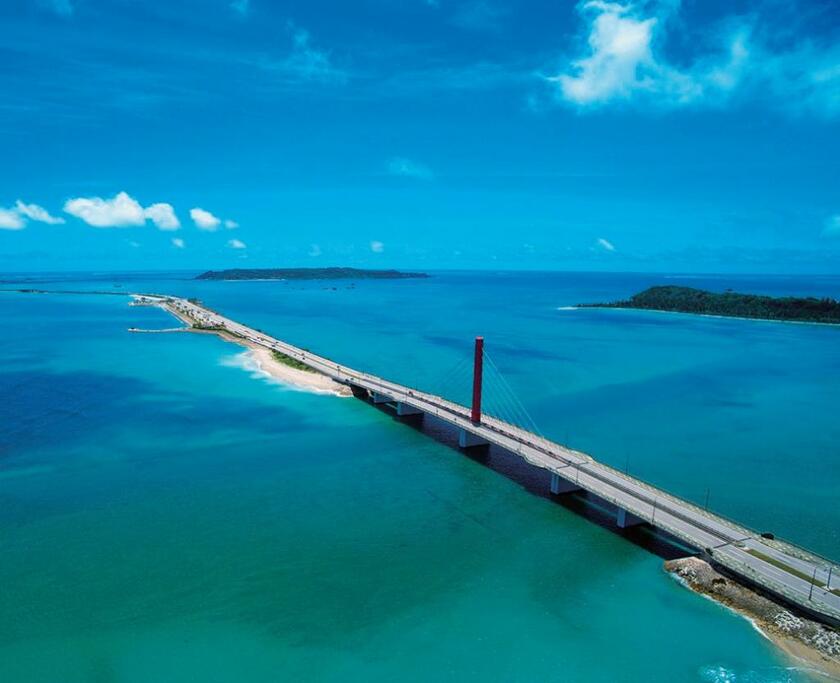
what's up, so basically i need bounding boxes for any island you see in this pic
[196,268,429,281]
[579,285,840,324]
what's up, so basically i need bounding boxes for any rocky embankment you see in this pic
[666,557,840,680]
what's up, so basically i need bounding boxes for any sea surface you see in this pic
[2,270,839,682]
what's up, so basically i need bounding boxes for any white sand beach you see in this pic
[137,297,351,397]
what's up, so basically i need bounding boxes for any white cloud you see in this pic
[190,207,222,231]
[224,219,239,229]
[273,23,347,84]
[227,238,247,249]
[597,237,616,252]
[549,2,704,107]
[452,1,508,33]
[144,203,180,231]
[0,208,25,230]
[15,200,65,225]
[548,0,840,115]
[64,191,146,228]
[823,214,840,238]
[172,237,185,249]
[41,0,73,16]
[230,0,249,16]
[387,157,434,180]
[370,240,385,253]
[63,191,188,231]
[308,243,322,257]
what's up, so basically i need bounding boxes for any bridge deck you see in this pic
[157,295,840,625]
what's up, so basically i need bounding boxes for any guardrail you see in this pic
[167,297,840,622]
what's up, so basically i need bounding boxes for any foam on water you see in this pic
[2,274,838,682]
[219,349,283,385]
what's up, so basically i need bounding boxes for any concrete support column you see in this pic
[371,392,391,404]
[616,508,646,528]
[550,472,582,495]
[458,428,489,448]
[396,402,423,417]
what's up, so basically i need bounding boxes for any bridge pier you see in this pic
[616,508,646,529]
[396,402,423,417]
[458,428,488,449]
[550,472,582,495]
[371,392,391,404]
[348,384,368,399]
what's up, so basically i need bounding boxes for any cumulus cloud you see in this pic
[15,200,65,225]
[370,240,385,253]
[172,237,185,249]
[64,191,146,228]
[63,192,187,230]
[548,0,840,115]
[227,238,247,249]
[0,208,25,230]
[224,219,239,229]
[144,203,180,231]
[387,157,434,180]
[190,207,222,231]
[823,214,840,238]
[597,237,616,252]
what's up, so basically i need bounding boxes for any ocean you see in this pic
[2,270,839,682]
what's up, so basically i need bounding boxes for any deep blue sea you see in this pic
[2,270,839,682]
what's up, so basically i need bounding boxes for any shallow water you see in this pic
[1,271,838,681]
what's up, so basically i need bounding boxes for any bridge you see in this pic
[151,294,840,626]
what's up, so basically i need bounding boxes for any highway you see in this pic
[151,294,840,626]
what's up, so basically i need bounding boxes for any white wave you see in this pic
[700,665,738,682]
[556,306,578,311]
[699,663,805,682]
[219,350,348,397]
[220,350,278,384]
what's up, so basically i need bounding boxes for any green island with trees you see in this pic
[580,285,840,324]
[196,268,429,281]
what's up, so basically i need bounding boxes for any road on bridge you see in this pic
[152,294,840,626]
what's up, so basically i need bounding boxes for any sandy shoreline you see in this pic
[227,340,351,396]
[138,298,351,397]
[666,557,840,681]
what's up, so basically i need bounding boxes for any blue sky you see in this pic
[1,0,839,273]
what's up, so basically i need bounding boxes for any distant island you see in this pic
[196,268,429,281]
[580,285,840,324]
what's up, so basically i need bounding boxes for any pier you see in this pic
[148,294,840,626]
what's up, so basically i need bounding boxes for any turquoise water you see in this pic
[2,271,839,681]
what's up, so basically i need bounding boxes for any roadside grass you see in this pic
[747,549,833,592]
[272,350,315,373]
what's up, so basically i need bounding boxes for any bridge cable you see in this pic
[480,360,529,430]
[483,350,546,439]
[478,357,526,428]
[482,356,531,429]
[433,354,472,403]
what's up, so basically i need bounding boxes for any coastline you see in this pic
[569,306,840,328]
[666,557,840,681]
[138,297,351,397]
